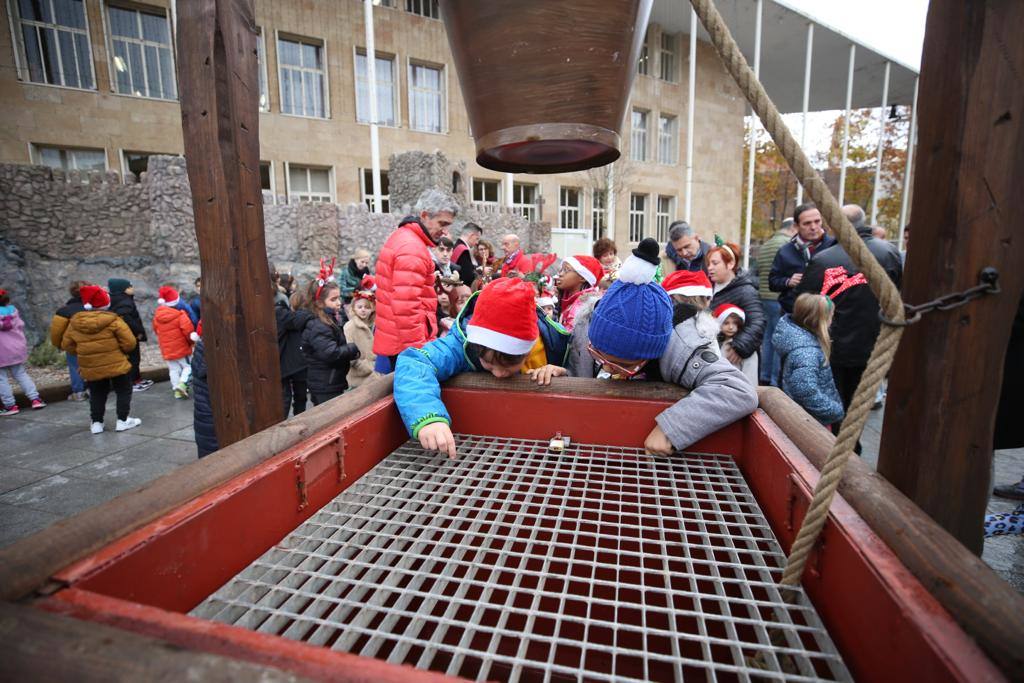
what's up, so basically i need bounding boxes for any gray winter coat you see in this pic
[656,313,759,450]
[568,302,758,451]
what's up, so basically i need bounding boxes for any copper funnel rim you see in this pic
[476,123,621,174]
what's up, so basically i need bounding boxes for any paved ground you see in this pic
[1,386,1021,593]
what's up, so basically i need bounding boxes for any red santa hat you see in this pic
[562,255,604,288]
[80,284,111,310]
[466,278,538,356]
[353,275,377,302]
[157,286,179,306]
[713,303,746,325]
[662,270,713,298]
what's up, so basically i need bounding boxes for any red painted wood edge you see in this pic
[42,588,466,683]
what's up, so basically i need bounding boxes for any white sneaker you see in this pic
[90,422,104,434]
[115,417,142,432]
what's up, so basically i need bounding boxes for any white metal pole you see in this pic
[685,7,697,223]
[504,173,514,208]
[741,0,762,270]
[364,0,382,213]
[607,164,616,242]
[898,77,919,250]
[797,22,813,206]
[838,44,855,206]
[870,61,891,224]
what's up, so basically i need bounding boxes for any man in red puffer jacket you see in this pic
[372,189,458,373]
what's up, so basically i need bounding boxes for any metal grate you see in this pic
[193,435,851,682]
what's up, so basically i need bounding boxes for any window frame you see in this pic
[512,181,540,222]
[260,160,276,204]
[591,189,607,238]
[559,186,582,230]
[657,112,678,165]
[285,162,335,204]
[256,26,269,112]
[8,0,97,91]
[118,148,168,182]
[631,108,649,163]
[32,143,108,172]
[359,168,391,213]
[407,58,447,134]
[353,46,400,127]
[636,28,649,76]
[629,193,648,244]
[471,177,501,207]
[656,195,675,242]
[404,0,440,19]
[105,2,178,101]
[276,31,330,120]
[659,31,678,83]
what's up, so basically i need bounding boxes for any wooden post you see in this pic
[877,0,1024,554]
[176,0,282,447]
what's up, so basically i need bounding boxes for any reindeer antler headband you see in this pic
[315,257,336,300]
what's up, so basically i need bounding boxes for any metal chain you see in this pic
[880,267,1001,327]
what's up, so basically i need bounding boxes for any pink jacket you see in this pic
[372,220,439,357]
[0,305,28,367]
[559,287,598,333]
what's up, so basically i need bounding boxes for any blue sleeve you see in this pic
[394,333,472,437]
[784,349,844,425]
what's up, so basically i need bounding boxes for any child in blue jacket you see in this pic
[772,293,844,425]
[394,278,564,458]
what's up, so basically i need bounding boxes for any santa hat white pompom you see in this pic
[157,298,165,305]
[84,303,93,310]
[616,237,661,284]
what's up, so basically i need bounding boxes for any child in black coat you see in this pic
[300,277,360,406]
[276,292,313,418]
[108,277,151,392]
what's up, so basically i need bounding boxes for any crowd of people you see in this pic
[0,188,1020,516]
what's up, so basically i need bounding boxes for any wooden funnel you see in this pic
[442,0,653,174]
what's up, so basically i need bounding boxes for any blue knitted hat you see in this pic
[588,279,673,360]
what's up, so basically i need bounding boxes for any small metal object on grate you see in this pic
[193,436,851,682]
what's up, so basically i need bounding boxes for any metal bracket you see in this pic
[295,434,346,511]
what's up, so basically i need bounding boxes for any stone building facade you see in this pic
[0,154,545,346]
[0,0,745,258]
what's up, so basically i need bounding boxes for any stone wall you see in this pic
[0,152,549,346]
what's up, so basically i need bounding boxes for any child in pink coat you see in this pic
[0,288,46,415]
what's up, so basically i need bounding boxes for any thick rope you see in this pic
[687,0,908,587]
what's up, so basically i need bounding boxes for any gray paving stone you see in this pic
[0,421,81,447]
[0,466,49,494]
[163,426,197,442]
[0,503,63,549]
[1,441,110,475]
[65,448,182,490]
[9,401,90,426]
[0,474,132,517]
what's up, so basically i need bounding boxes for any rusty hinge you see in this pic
[295,434,346,511]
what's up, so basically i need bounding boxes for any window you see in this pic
[360,169,391,213]
[260,161,275,201]
[256,29,269,111]
[657,114,678,165]
[405,0,439,19]
[512,182,539,222]
[34,145,106,171]
[278,36,327,118]
[472,178,500,206]
[355,49,397,126]
[660,32,678,82]
[592,189,607,239]
[108,4,176,100]
[629,193,647,243]
[288,165,333,203]
[408,62,445,133]
[559,187,581,230]
[631,109,648,162]
[13,0,95,89]
[656,195,675,242]
[636,29,649,76]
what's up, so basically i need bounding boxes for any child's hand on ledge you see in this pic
[419,422,457,459]
[526,364,568,386]
[644,424,674,457]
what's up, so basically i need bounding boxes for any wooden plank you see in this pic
[876,0,1024,552]
[445,373,689,401]
[177,0,282,447]
[0,376,394,603]
[758,388,1024,673]
[0,602,311,682]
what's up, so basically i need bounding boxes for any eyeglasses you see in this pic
[587,343,648,378]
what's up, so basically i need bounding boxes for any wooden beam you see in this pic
[759,388,1024,673]
[0,602,311,682]
[876,0,1024,553]
[176,0,282,447]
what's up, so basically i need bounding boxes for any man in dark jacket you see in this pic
[275,298,313,418]
[108,278,152,392]
[769,203,837,313]
[664,221,712,272]
[49,281,89,400]
[190,336,218,458]
[452,222,482,286]
[796,203,902,451]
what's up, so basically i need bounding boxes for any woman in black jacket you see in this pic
[276,295,313,417]
[707,244,765,364]
[190,335,218,458]
[300,279,360,406]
